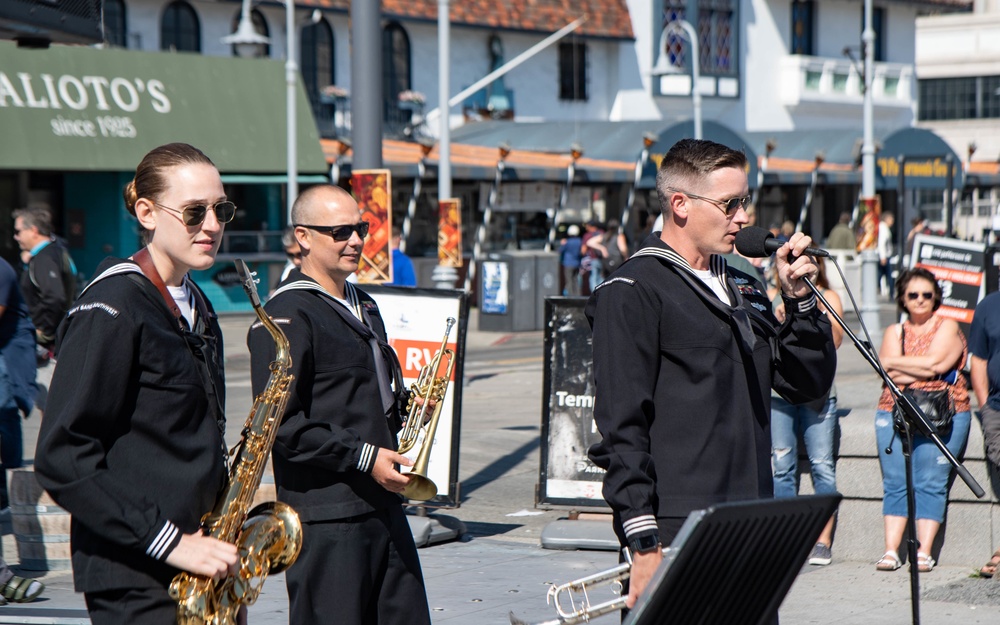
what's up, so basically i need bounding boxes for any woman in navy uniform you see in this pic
[35,143,240,624]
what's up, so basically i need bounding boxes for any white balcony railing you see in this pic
[780,54,914,108]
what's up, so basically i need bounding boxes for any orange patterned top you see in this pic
[877,315,970,412]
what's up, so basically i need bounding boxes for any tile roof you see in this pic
[293,0,634,40]
[322,138,635,180]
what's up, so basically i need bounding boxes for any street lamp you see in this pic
[650,20,701,140]
[222,0,296,221]
[222,0,269,58]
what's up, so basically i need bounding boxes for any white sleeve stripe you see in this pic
[622,515,658,537]
[357,443,376,472]
[794,294,817,313]
[147,521,179,560]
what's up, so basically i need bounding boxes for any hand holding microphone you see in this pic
[735,226,826,298]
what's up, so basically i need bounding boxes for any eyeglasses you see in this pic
[286,251,302,260]
[295,222,370,241]
[666,187,751,217]
[906,291,934,301]
[154,201,236,226]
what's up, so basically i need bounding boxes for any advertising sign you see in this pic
[351,169,392,283]
[438,198,462,268]
[911,234,986,332]
[364,286,470,507]
[538,297,609,508]
[480,261,509,314]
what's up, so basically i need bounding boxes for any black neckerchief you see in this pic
[271,279,404,418]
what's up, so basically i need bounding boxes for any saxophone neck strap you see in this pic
[133,247,183,321]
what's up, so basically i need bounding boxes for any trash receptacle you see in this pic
[479,251,557,332]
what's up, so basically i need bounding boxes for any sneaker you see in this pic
[808,542,832,566]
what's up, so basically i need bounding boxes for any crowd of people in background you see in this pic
[558,218,630,296]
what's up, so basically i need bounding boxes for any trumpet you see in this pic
[509,547,674,625]
[397,317,457,501]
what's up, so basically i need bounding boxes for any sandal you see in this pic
[876,550,902,571]
[917,552,936,573]
[0,575,44,603]
[980,549,1000,578]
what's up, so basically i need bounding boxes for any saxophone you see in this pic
[168,259,302,625]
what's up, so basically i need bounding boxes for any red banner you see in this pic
[438,198,462,268]
[351,169,392,283]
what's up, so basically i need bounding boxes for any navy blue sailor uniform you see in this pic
[35,256,228,604]
[247,269,431,625]
[586,234,837,551]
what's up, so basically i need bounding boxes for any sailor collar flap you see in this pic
[629,245,772,353]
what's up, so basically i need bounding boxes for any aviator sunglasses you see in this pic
[295,221,370,241]
[154,201,237,226]
[906,291,934,301]
[665,187,751,217]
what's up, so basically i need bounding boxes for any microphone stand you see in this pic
[801,275,984,625]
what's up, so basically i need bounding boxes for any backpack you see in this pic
[28,242,81,308]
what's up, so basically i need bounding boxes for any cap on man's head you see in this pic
[567,225,580,236]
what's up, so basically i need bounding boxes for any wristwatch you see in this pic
[627,533,660,555]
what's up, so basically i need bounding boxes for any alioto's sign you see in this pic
[0,41,326,173]
[0,71,171,140]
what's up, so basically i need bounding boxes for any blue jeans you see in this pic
[588,259,604,292]
[875,408,971,521]
[0,355,24,473]
[771,396,838,498]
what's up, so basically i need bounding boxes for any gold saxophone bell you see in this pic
[397,317,457,501]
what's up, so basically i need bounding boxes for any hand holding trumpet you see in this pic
[625,548,662,608]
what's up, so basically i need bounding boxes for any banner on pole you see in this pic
[438,198,462,268]
[856,196,880,252]
[351,169,392,283]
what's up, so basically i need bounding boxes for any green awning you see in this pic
[220,174,329,184]
[0,41,328,174]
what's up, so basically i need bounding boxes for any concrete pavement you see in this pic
[1,296,999,624]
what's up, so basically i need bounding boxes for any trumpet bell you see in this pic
[401,472,438,501]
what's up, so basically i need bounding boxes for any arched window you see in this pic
[382,22,411,101]
[103,0,127,48]
[161,1,200,52]
[301,17,335,105]
[228,7,270,57]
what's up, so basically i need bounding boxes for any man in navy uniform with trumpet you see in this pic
[248,185,431,625]
[586,139,836,610]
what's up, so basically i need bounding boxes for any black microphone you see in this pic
[734,226,830,259]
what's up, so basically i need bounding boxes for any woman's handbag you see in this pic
[904,386,955,435]
[900,325,955,436]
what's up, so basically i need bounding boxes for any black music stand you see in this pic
[624,494,842,625]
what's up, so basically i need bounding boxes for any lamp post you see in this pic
[651,20,701,140]
[285,0,297,222]
[860,0,880,343]
[222,0,296,222]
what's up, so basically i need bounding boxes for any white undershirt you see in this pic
[691,267,731,304]
[167,283,196,329]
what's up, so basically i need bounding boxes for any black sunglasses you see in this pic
[154,201,236,226]
[665,187,751,217]
[295,222,370,241]
[906,291,934,301]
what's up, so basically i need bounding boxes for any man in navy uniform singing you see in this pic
[587,139,836,608]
